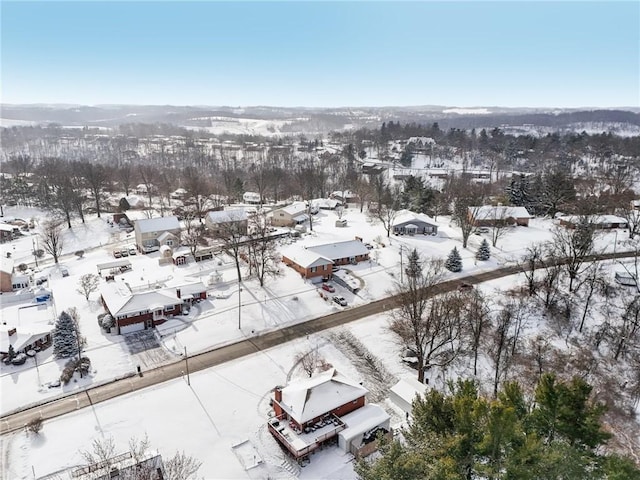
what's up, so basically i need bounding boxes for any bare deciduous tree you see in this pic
[77,273,99,301]
[245,213,281,287]
[40,218,64,264]
[550,219,597,292]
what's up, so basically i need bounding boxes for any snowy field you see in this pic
[1,205,637,478]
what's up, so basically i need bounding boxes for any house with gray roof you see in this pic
[392,209,439,236]
[134,216,181,254]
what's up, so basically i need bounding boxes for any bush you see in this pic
[17,263,28,272]
[100,314,114,330]
[75,250,85,258]
[60,356,92,384]
[26,417,43,434]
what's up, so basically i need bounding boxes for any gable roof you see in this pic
[306,240,370,261]
[100,282,181,317]
[0,257,14,275]
[393,209,438,227]
[207,209,248,224]
[274,202,307,216]
[470,205,532,220]
[134,216,181,234]
[279,369,368,424]
[281,246,333,269]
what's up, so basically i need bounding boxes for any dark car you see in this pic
[458,282,473,292]
[332,295,347,306]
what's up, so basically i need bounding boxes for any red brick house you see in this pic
[100,281,206,335]
[558,214,628,230]
[268,369,390,462]
[468,205,532,227]
[281,240,370,280]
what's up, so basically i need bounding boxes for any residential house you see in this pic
[243,191,262,204]
[392,209,439,236]
[270,202,308,227]
[330,190,359,204]
[133,216,181,254]
[100,281,205,334]
[0,223,15,243]
[0,257,14,292]
[281,240,370,280]
[469,205,532,227]
[558,214,628,230]
[268,369,390,462]
[311,198,340,211]
[170,188,187,200]
[0,304,54,358]
[205,209,248,236]
[50,451,165,480]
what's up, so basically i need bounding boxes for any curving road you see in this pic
[1,250,636,435]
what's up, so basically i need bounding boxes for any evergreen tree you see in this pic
[404,248,422,279]
[476,239,491,261]
[445,247,463,272]
[52,310,80,359]
[7,344,16,361]
[118,197,130,212]
[506,173,530,207]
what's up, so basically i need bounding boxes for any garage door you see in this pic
[120,322,145,335]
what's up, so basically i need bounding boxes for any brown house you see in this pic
[558,214,628,230]
[0,257,14,293]
[468,205,532,227]
[281,240,370,280]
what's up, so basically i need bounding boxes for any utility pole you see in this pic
[184,346,190,386]
[400,245,404,284]
[238,283,243,329]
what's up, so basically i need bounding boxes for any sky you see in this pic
[1,1,639,108]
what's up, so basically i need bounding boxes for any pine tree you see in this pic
[445,247,463,272]
[476,239,491,261]
[7,344,16,360]
[404,248,422,280]
[52,310,80,359]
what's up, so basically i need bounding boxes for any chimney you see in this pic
[8,328,16,336]
[176,288,181,299]
[274,386,282,402]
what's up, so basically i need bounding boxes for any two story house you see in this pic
[134,216,182,254]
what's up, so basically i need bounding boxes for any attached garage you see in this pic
[119,322,145,335]
[337,404,390,455]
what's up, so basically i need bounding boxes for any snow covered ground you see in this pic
[1,205,637,479]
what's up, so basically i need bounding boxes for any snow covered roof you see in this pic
[307,240,370,261]
[558,214,628,225]
[390,376,428,405]
[96,259,132,271]
[279,369,368,424]
[281,246,333,269]
[206,209,248,224]
[276,202,307,216]
[134,216,181,233]
[393,209,438,227]
[338,404,390,444]
[0,223,14,232]
[470,205,532,220]
[0,256,14,274]
[157,231,177,242]
[165,281,207,296]
[311,198,340,209]
[100,282,181,317]
[0,327,52,354]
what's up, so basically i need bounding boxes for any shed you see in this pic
[337,404,391,454]
[389,376,429,416]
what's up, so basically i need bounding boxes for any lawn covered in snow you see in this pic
[1,205,637,478]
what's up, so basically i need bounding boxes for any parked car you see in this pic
[477,227,490,234]
[120,249,129,257]
[128,246,137,255]
[113,250,122,258]
[60,267,69,277]
[458,282,473,292]
[364,243,374,250]
[321,283,335,293]
[332,295,347,306]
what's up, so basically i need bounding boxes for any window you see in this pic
[165,305,174,311]
[311,267,317,273]
[166,239,174,246]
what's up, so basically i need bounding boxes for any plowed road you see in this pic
[1,251,636,435]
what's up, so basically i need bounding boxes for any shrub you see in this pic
[17,263,28,272]
[59,356,92,384]
[75,250,85,258]
[26,417,43,434]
